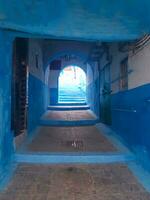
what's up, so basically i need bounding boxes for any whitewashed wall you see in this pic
[28,39,45,82]
[106,41,150,94]
[128,41,150,89]
[109,44,128,94]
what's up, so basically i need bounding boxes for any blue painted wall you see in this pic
[0,31,14,180]
[28,74,49,133]
[0,1,149,40]
[87,77,100,117]
[50,88,58,105]
[111,83,150,168]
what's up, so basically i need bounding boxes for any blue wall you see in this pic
[0,1,149,40]
[0,31,14,180]
[87,77,100,118]
[111,83,150,167]
[28,74,49,133]
[50,88,58,105]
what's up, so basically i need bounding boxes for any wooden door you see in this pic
[11,38,28,136]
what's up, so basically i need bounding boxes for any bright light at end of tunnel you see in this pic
[58,66,86,103]
[59,66,86,90]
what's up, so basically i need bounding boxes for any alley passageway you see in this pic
[0,164,150,200]
[0,3,150,199]
[1,108,150,200]
[21,109,117,153]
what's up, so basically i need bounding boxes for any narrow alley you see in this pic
[1,108,150,200]
[0,1,150,200]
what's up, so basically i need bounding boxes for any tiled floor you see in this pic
[0,164,150,200]
[25,126,117,152]
[42,110,96,121]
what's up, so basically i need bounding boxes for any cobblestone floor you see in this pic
[0,164,150,200]
[26,126,117,152]
[42,110,96,121]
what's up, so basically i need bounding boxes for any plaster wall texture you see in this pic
[105,42,150,169]
[109,42,150,94]
[0,1,148,40]
[48,70,59,105]
[0,31,14,180]
[43,40,93,70]
[28,39,49,133]
[87,63,94,86]
[48,53,98,109]
[28,39,45,82]
[45,40,94,105]
[109,44,128,94]
[87,62,100,116]
[128,41,150,89]
[49,70,59,88]
[87,63,94,107]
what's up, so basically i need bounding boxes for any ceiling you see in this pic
[0,0,149,41]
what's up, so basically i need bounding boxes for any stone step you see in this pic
[57,102,87,106]
[59,100,86,103]
[59,101,86,103]
[15,152,135,164]
[59,98,86,101]
[47,105,90,111]
[39,119,99,127]
[59,97,86,99]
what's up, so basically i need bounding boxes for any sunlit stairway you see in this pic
[58,85,86,103]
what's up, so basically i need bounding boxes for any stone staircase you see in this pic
[58,86,86,103]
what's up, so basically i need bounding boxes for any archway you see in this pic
[46,52,94,106]
[58,66,86,103]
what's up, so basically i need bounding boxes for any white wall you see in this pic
[48,70,60,88]
[104,41,150,94]
[128,41,150,89]
[28,39,45,82]
[109,44,128,94]
[43,40,94,70]
[87,63,93,86]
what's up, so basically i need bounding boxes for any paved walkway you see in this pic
[1,108,150,199]
[25,126,118,152]
[0,164,150,200]
[42,110,96,121]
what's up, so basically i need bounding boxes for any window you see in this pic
[120,58,128,90]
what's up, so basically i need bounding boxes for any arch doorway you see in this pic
[58,66,86,103]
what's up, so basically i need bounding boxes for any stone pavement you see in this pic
[1,109,150,199]
[42,110,96,121]
[25,126,117,153]
[0,164,150,200]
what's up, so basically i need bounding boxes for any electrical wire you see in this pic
[119,34,150,52]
